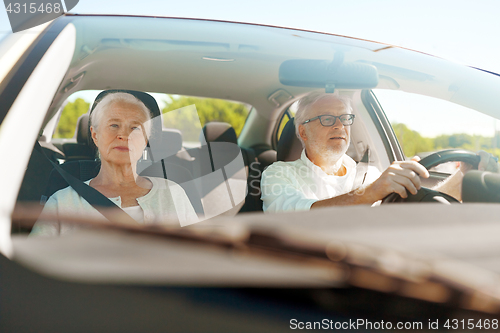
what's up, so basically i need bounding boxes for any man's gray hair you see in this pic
[294,92,352,147]
[90,92,152,138]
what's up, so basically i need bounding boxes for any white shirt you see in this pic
[261,150,381,213]
[31,177,199,236]
[122,205,144,223]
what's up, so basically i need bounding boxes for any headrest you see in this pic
[257,150,277,170]
[75,114,89,144]
[147,128,183,161]
[201,122,237,144]
[277,118,303,161]
[162,128,183,154]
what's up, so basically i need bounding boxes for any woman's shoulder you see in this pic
[46,178,97,207]
[49,178,94,199]
[49,184,82,202]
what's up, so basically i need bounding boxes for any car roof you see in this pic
[45,14,500,123]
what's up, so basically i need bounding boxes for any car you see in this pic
[2,13,500,332]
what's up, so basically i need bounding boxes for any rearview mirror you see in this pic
[279,60,379,91]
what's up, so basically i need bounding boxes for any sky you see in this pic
[2,0,500,71]
[1,0,500,136]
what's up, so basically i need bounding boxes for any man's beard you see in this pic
[309,139,348,165]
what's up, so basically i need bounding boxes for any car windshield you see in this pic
[5,15,500,322]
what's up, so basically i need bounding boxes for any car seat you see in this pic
[61,114,95,161]
[187,122,260,217]
[277,118,302,161]
[138,127,204,214]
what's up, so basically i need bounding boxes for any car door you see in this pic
[0,16,76,257]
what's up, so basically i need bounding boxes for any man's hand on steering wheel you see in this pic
[458,150,488,174]
[365,157,429,201]
[380,149,499,204]
[475,150,499,173]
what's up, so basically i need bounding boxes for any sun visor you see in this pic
[279,60,379,92]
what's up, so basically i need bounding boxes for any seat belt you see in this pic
[35,142,138,225]
[353,147,370,190]
[241,147,261,212]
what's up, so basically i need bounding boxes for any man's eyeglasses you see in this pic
[302,114,355,127]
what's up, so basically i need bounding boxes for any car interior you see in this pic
[11,14,500,234]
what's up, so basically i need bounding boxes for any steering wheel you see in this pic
[381,149,480,203]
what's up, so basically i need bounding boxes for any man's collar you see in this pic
[300,149,313,167]
[301,149,328,176]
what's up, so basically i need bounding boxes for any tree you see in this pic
[434,135,449,150]
[392,123,433,157]
[448,133,473,148]
[53,98,90,139]
[393,123,500,159]
[161,96,249,142]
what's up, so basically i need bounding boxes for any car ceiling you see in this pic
[45,15,500,125]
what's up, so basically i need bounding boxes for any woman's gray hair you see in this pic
[294,92,352,147]
[90,92,152,138]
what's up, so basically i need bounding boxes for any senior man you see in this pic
[261,92,498,212]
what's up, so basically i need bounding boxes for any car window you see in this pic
[373,89,500,173]
[53,98,90,139]
[161,94,250,146]
[52,92,250,146]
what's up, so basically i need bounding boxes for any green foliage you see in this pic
[392,123,433,157]
[161,96,249,142]
[53,98,90,139]
[392,123,500,158]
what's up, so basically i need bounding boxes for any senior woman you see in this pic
[32,92,198,236]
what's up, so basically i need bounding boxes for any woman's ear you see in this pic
[90,126,98,146]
